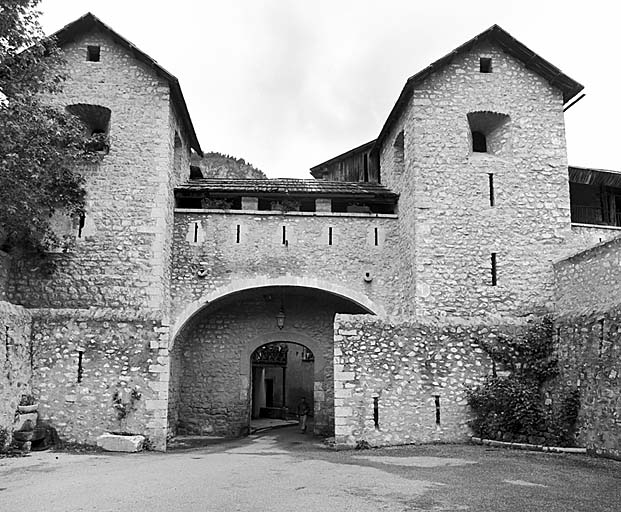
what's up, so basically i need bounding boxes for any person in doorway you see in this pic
[297,397,310,433]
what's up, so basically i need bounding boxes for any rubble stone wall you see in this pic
[0,301,32,436]
[171,212,398,321]
[30,310,170,450]
[553,238,621,459]
[379,41,572,318]
[332,314,517,448]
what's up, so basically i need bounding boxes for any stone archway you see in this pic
[167,286,372,440]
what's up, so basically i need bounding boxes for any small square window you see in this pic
[480,57,492,73]
[87,45,101,62]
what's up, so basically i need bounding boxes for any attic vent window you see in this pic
[479,57,492,73]
[87,45,100,62]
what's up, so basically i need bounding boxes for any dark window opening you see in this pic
[374,227,379,246]
[193,223,199,243]
[472,131,487,152]
[488,173,495,206]
[328,227,333,245]
[479,57,492,73]
[435,395,441,425]
[190,165,203,179]
[77,214,86,238]
[87,45,100,62]
[491,252,497,286]
[373,397,379,429]
[282,226,287,245]
[236,224,241,244]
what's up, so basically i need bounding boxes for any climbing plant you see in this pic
[467,316,579,446]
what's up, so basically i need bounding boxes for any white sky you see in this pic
[40,0,621,179]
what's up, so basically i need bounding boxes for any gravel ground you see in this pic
[1,427,619,512]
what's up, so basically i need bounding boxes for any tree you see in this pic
[0,0,97,254]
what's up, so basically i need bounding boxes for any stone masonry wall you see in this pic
[555,236,621,316]
[30,311,170,450]
[8,29,177,315]
[379,41,572,319]
[171,211,398,321]
[553,237,621,459]
[332,314,537,448]
[0,301,32,436]
[0,251,9,301]
[171,291,366,437]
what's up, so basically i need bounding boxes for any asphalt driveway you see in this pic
[1,427,619,511]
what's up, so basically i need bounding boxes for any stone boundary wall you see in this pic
[30,311,170,450]
[554,235,621,316]
[332,314,531,448]
[554,307,621,459]
[553,238,621,459]
[0,301,32,437]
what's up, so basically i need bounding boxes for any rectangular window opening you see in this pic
[236,224,241,244]
[374,227,379,246]
[488,173,495,206]
[282,226,287,245]
[491,252,497,286]
[480,57,492,73]
[434,395,441,425]
[193,222,199,243]
[373,397,379,429]
[328,227,333,246]
[87,45,101,62]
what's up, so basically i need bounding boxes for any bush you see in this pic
[467,376,544,439]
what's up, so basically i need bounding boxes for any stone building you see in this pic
[1,13,619,454]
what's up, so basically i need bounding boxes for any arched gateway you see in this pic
[167,285,375,439]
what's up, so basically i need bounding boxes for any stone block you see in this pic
[96,433,145,452]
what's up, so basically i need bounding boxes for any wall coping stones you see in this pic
[553,232,621,265]
[471,437,587,454]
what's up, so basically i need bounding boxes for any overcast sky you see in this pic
[40,0,620,179]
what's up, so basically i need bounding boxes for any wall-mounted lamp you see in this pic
[276,307,286,330]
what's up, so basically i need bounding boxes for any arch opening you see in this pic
[167,285,371,441]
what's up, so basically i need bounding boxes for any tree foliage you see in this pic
[1,0,98,254]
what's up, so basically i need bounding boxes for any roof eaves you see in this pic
[51,12,202,155]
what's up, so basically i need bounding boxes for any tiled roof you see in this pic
[176,179,398,198]
[569,166,621,188]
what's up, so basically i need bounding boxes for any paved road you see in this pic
[1,427,619,511]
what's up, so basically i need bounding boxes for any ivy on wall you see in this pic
[467,316,580,446]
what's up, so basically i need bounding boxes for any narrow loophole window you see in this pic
[434,395,441,425]
[193,222,199,243]
[77,214,86,238]
[488,173,495,206]
[282,226,287,245]
[236,224,241,244]
[373,397,379,429]
[374,227,379,246]
[491,252,497,286]
[328,227,333,246]
[77,350,84,383]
